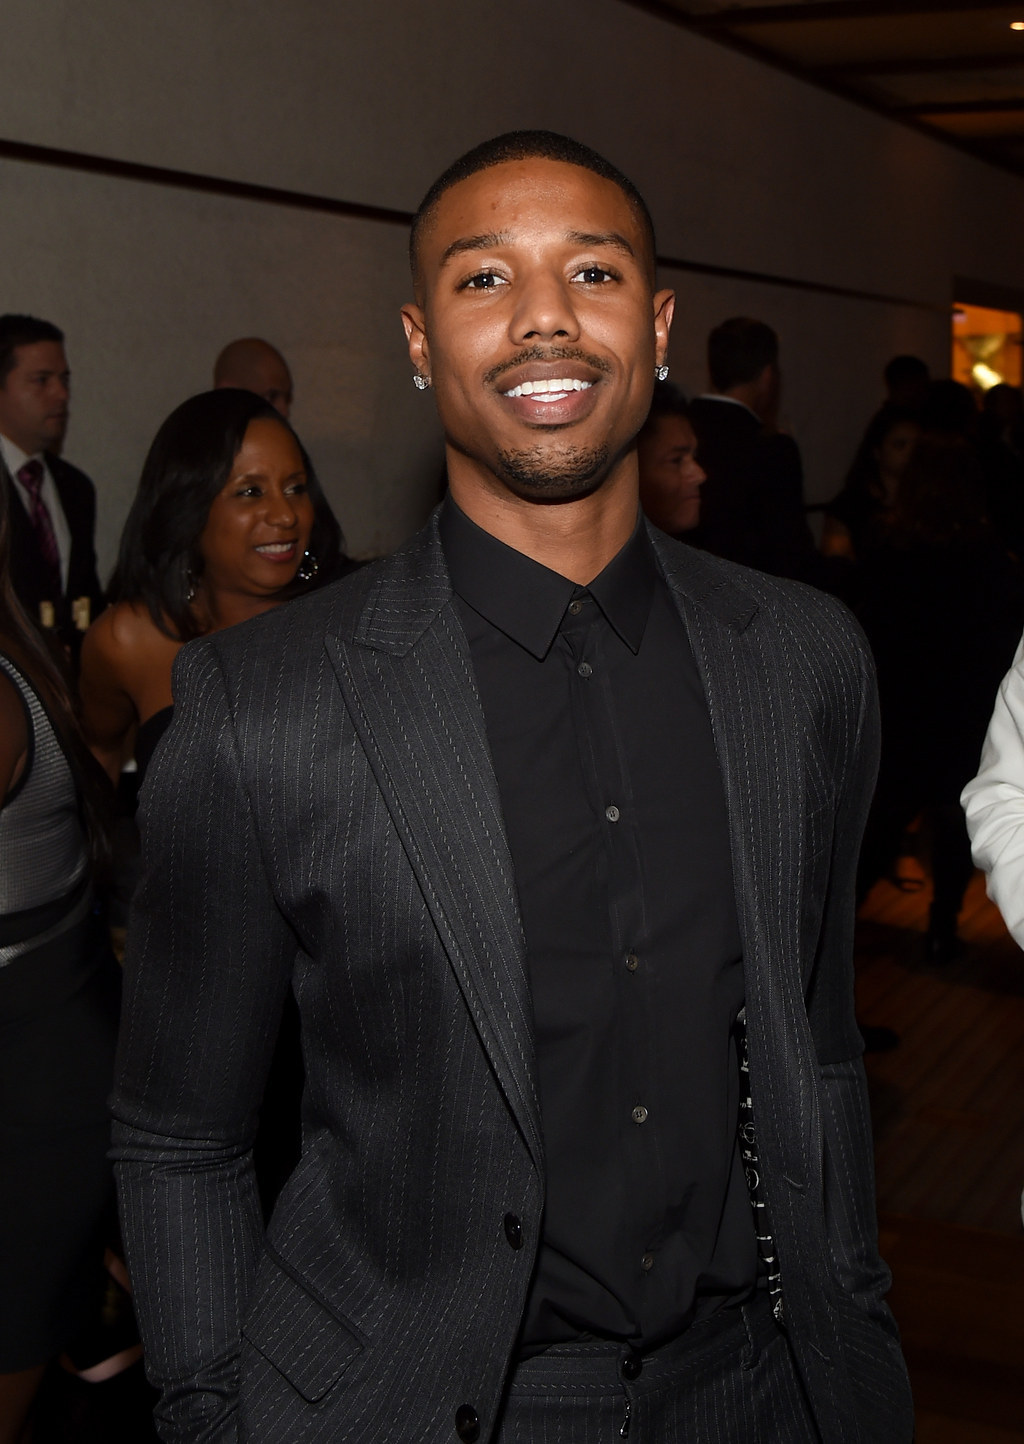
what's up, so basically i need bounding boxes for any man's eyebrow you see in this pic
[565,231,636,259]
[439,231,512,267]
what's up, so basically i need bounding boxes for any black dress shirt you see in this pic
[439,499,758,1354]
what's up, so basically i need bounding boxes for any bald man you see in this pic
[213,338,293,418]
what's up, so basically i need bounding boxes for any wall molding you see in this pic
[1,135,945,314]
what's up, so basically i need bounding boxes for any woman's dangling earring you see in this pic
[296,549,319,582]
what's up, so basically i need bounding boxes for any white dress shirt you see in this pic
[0,431,72,589]
[962,629,1024,948]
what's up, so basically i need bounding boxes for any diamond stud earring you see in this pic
[655,365,670,382]
[413,373,431,391]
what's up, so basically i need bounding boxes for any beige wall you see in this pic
[1,0,1021,572]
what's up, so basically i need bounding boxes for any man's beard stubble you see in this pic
[485,344,613,502]
[494,440,611,503]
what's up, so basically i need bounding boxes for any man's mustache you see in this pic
[483,347,613,387]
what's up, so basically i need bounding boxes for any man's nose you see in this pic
[509,272,581,345]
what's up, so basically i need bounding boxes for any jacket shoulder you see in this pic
[47,453,96,495]
[652,529,872,674]
[192,517,448,690]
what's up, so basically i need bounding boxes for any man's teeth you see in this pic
[503,377,593,399]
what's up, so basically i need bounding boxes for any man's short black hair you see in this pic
[883,354,929,390]
[0,314,65,385]
[707,317,778,393]
[409,130,657,292]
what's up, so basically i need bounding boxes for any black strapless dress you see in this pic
[135,705,175,785]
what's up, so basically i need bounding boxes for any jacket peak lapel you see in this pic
[328,524,544,1170]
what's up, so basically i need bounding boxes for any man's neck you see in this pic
[447,464,640,585]
[0,431,41,474]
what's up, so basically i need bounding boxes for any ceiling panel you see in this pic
[632,0,1024,173]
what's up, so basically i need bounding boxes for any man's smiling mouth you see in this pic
[501,378,594,400]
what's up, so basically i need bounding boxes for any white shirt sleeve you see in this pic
[962,631,1024,949]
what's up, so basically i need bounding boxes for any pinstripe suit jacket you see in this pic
[112,515,913,1443]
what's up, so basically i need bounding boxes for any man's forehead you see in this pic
[14,340,67,370]
[424,158,646,255]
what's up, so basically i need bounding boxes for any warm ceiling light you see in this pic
[1012,20,1024,29]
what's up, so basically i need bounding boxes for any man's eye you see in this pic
[462,271,506,291]
[574,265,614,284]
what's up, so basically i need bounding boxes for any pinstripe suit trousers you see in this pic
[493,1295,820,1443]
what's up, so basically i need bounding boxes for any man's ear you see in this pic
[401,303,429,378]
[653,289,675,369]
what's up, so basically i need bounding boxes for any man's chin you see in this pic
[494,444,610,504]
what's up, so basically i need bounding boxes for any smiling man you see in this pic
[0,314,104,656]
[113,133,912,1443]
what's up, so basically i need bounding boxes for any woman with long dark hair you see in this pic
[79,388,343,781]
[821,404,921,565]
[80,389,345,1218]
[0,480,119,1441]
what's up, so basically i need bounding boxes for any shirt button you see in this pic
[641,1251,655,1271]
[605,805,620,823]
[577,661,593,677]
[625,952,639,972]
[621,1351,643,1381]
[503,1213,523,1250]
[568,600,584,616]
[631,1105,648,1124]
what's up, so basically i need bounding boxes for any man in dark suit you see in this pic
[688,317,825,586]
[113,133,912,1442]
[0,314,104,655]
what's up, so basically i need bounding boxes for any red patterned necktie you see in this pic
[16,458,62,602]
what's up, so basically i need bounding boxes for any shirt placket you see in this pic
[559,594,662,1310]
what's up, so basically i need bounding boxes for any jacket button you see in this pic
[455,1404,480,1441]
[504,1213,523,1249]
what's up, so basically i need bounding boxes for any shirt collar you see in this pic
[439,496,656,660]
[696,392,760,421]
[0,433,44,479]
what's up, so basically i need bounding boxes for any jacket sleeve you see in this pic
[111,640,297,1442]
[805,630,898,1324]
[961,631,1024,947]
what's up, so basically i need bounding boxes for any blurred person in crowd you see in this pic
[687,318,823,584]
[857,431,1024,961]
[0,480,120,1443]
[0,314,104,659]
[882,354,930,411]
[110,130,911,1444]
[822,406,920,565]
[79,389,340,785]
[214,337,294,419]
[981,382,1024,459]
[637,380,705,535]
[923,378,1024,556]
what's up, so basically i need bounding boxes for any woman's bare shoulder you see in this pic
[86,601,177,662]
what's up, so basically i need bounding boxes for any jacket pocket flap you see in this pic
[243,1258,365,1402]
